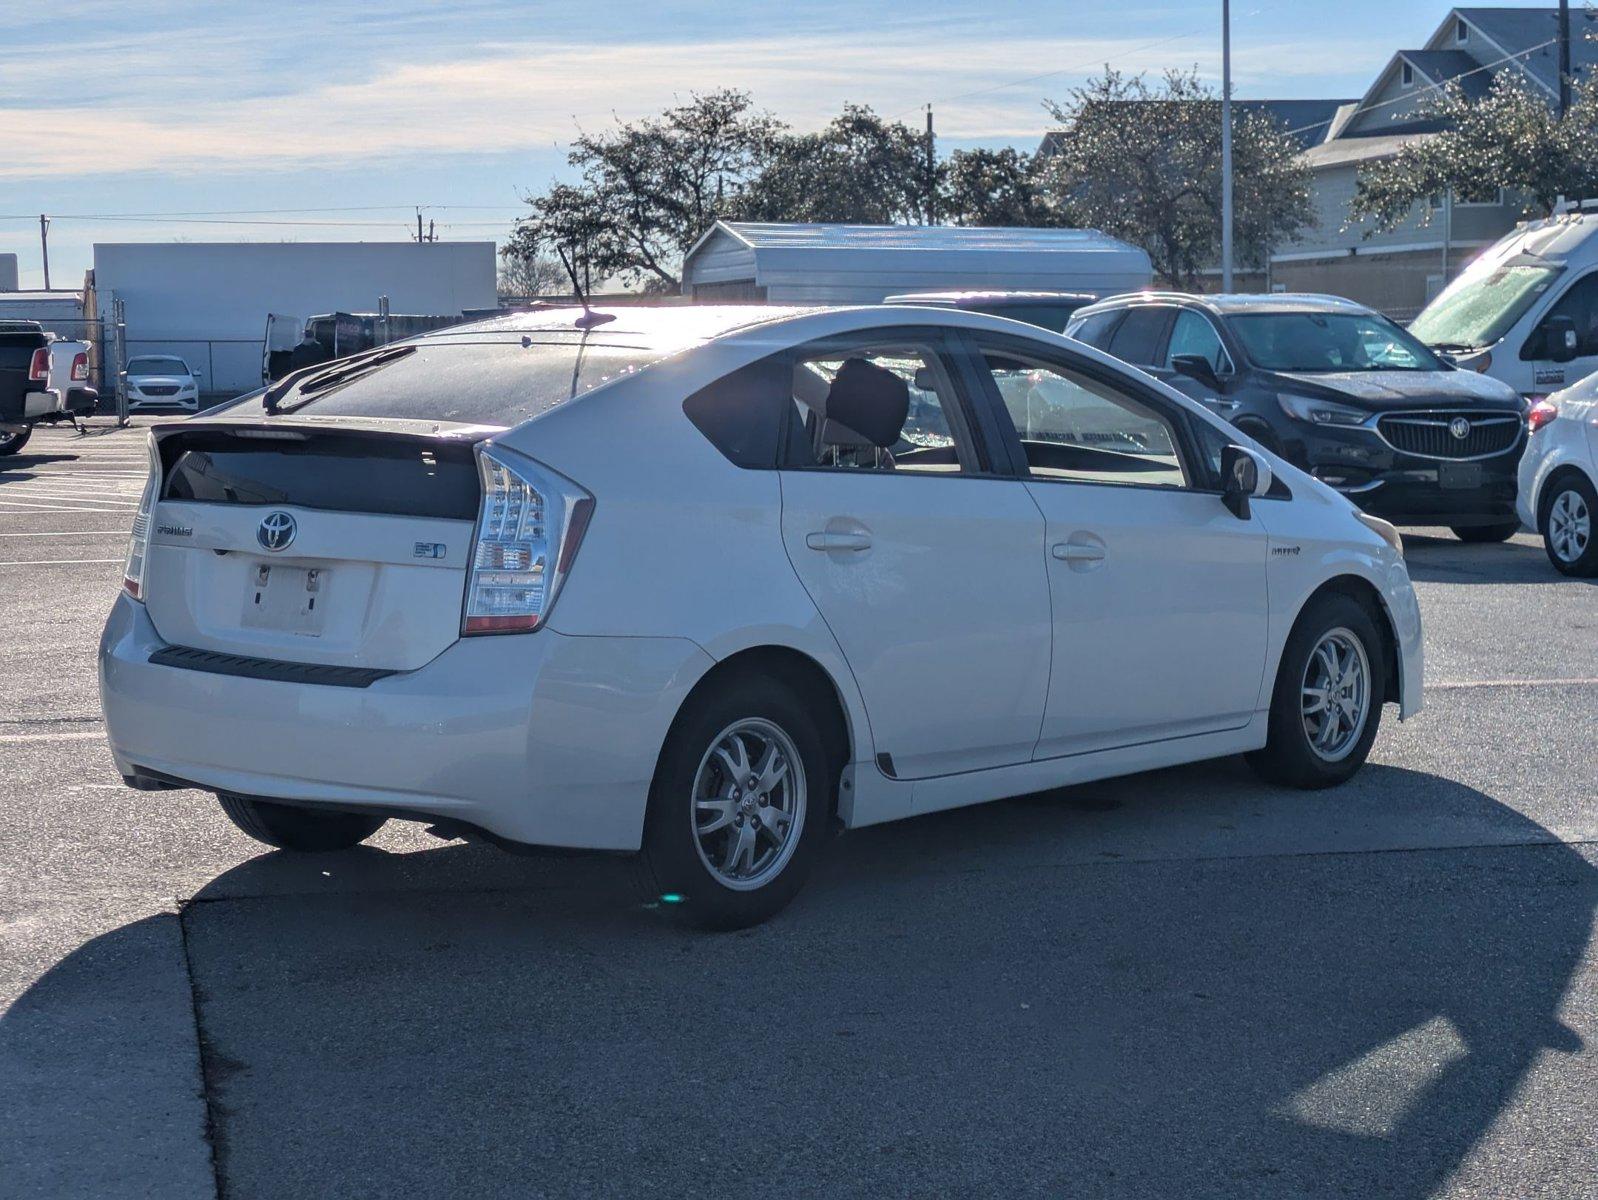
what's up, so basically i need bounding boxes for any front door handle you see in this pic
[807,531,872,552]
[1051,541,1105,563]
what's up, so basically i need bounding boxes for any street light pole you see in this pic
[1558,0,1572,117]
[1221,0,1234,292]
[39,214,50,290]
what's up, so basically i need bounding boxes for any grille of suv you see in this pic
[1376,411,1521,459]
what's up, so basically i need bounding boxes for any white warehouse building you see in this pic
[91,241,497,395]
[680,222,1152,304]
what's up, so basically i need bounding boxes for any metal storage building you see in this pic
[91,241,497,396]
[680,222,1152,304]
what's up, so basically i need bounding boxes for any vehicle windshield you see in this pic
[129,357,189,374]
[1229,311,1444,372]
[1408,263,1562,350]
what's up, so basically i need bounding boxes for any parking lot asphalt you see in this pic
[1,420,1594,1199]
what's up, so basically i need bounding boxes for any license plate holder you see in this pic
[241,563,327,635]
[1439,460,1483,490]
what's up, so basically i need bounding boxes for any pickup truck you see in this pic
[0,321,97,456]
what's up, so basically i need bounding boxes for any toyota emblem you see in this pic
[257,511,297,552]
[1448,416,1471,440]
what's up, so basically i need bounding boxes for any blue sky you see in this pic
[0,1,1557,287]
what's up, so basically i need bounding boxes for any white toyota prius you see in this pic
[100,305,1423,927]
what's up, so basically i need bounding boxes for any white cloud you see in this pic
[0,31,1385,180]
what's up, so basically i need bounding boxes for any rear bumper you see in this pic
[98,594,712,850]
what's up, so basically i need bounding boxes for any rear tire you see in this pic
[1246,593,1386,789]
[0,427,32,457]
[1451,521,1520,543]
[1539,473,1598,577]
[635,674,835,930]
[217,793,386,851]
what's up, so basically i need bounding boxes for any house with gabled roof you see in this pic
[1037,7,1596,317]
[1271,6,1597,316]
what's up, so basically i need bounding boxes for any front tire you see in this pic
[1452,521,1520,543]
[217,793,386,851]
[1246,593,1386,789]
[1540,474,1598,577]
[636,674,835,930]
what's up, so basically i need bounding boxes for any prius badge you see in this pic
[257,511,297,552]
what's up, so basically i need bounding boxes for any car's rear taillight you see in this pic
[70,352,88,382]
[462,443,593,636]
[27,348,48,382]
[122,434,162,601]
[1528,398,1559,434]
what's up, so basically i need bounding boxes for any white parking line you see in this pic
[0,558,122,566]
[0,730,105,744]
[0,530,129,537]
[1428,678,1598,690]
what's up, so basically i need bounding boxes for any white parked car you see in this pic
[99,306,1423,927]
[1519,378,1598,575]
[125,355,201,411]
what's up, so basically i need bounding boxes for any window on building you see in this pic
[1401,61,1414,86]
[1456,17,1468,42]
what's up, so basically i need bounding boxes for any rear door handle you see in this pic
[1051,541,1105,563]
[806,531,872,552]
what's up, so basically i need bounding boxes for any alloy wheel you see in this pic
[1549,489,1591,563]
[690,718,807,891]
[1300,628,1371,763]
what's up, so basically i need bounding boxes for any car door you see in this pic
[777,329,1052,781]
[1519,271,1598,393]
[962,332,1270,759]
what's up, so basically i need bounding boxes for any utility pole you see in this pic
[1220,0,1234,292]
[39,215,51,290]
[416,207,425,243]
[1559,0,1572,117]
[925,105,937,225]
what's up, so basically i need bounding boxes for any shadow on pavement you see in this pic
[1398,534,1590,586]
[5,765,1594,1198]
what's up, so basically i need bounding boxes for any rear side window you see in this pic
[226,339,664,426]
[682,357,791,468]
[1106,307,1171,366]
[1065,309,1122,347]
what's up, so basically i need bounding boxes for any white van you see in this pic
[1411,202,1598,396]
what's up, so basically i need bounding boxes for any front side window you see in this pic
[784,337,974,474]
[1229,311,1443,372]
[1164,310,1232,373]
[977,343,1190,489]
[1521,273,1598,360]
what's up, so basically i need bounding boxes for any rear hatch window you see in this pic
[161,430,479,519]
[223,337,666,426]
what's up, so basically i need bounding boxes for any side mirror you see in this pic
[1221,444,1272,520]
[1544,314,1578,363]
[1170,353,1223,390]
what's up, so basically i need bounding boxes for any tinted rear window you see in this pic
[161,431,480,519]
[1067,309,1123,347]
[1106,307,1170,365]
[225,338,667,426]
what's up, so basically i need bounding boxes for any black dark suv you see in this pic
[1066,293,1527,541]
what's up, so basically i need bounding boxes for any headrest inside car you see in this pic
[824,357,910,449]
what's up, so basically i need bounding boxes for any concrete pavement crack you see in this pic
[175,899,228,1200]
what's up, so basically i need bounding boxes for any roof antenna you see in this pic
[557,245,615,330]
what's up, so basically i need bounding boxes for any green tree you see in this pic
[1040,68,1313,287]
[941,147,1058,226]
[1352,73,1598,229]
[733,105,932,225]
[513,89,782,292]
